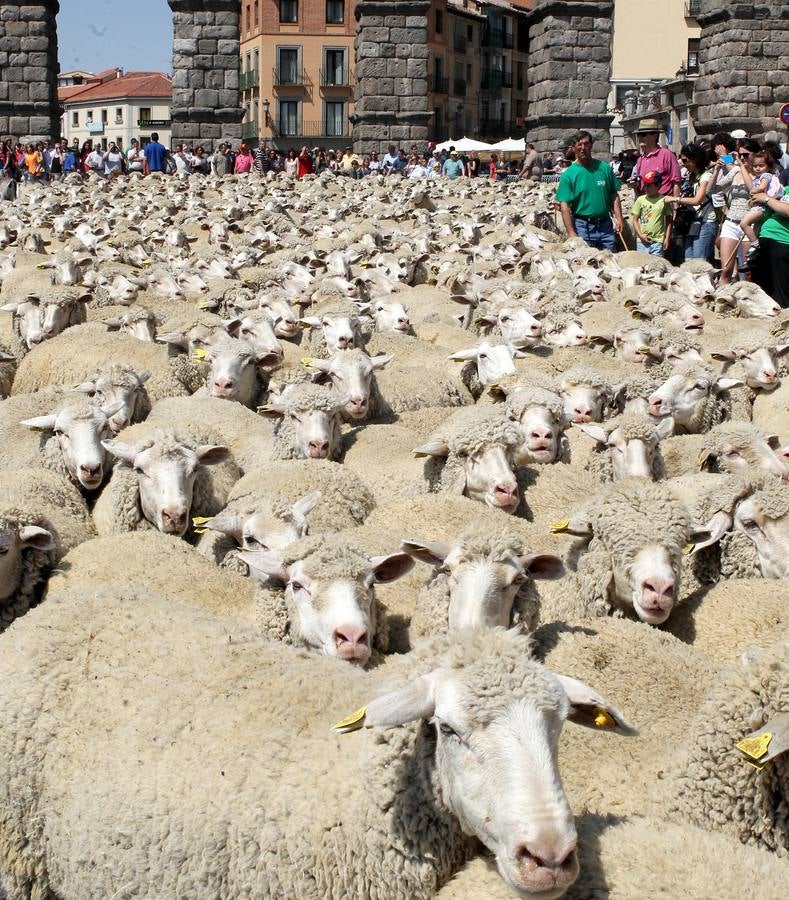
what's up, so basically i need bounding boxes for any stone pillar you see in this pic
[693,1,788,138]
[0,0,60,142]
[168,0,243,148]
[525,0,614,155]
[351,0,431,155]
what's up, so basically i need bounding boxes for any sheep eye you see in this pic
[192,339,205,347]
[478,352,487,360]
[54,429,64,437]
[500,315,510,322]
[241,328,251,335]
[133,466,145,476]
[725,449,740,457]
[0,547,8,556]
[512,573,526,585]
[245,536,266,550]
[290,581,305,592]
[437,720,460,740]
[741,519,759,530]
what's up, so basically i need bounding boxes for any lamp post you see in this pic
[262,99,271,147]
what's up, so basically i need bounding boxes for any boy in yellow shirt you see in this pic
[631,170,672,256]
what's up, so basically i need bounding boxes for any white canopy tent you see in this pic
[489,138,526,152]
[434,136,492,153]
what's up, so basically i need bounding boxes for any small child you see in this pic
[740,151,783,257]
[631,170,673,256]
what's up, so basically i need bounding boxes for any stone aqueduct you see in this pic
[0,0,786,155]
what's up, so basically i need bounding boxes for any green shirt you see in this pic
[632,193,672,241]
[759,186,789,245]
[555,159,621,218]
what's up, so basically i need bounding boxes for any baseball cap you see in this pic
[642,170,663,186]
[730,129,747,139]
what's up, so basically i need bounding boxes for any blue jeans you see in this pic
[637,240,664,256]
[684,221,717,262]
[574,217,616,251]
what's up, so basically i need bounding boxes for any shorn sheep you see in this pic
[0,599,635,899]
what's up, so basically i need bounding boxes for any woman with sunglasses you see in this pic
[713,139,760,284]
[666,143,719,262]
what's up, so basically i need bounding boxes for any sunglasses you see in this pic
[738,152,751,158]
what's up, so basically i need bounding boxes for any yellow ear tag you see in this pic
[736,732,772,761]
[637,346,651,355]
[334,706,367,733]
[683,543,695,555]
[198,300,212,310]
[301,356,315,367]
[191,515,213,534]
[192,348,207,362]
[594,710,614,728]
[550,517,570,534]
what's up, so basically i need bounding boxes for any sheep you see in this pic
[664,639,788,857]
[414,405,525,514]
[103,305,159,341]
[402,524,563,640]
[1,286,91,356]
[647,360,742,433]
[624,287,705,333]
[558,367,618,424]
[298,298,368,354]
[712,280,782,319]
[0,391,121,492]
[91,425,236,537]
[710,329,789,419]
[0,344,15,398]
[305,347,392,422]
[199,335,272,409]
[539,310,589,348]
[437,816,789,898]
[69,362,151,432]
[448,341,521,400]
[0,467,95,629]
[364,297,414,334]
[495,383,569,465]
[258,382,347,461]
[572,413,672,481]
[548,479,691,625]
[0,603,636,899]
[11,323,193,402]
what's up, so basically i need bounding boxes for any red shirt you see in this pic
[297,154,313,178]
[634,146,681,195]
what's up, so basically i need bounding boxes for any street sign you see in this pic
[780,103,789,126]
[666,125,673,144]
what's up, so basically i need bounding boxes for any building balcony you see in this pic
[452,79,466,97]
[320,67,352,88]
[240,70,259,91]
[684,0,701,17]
[273,119,350,139]
[481,69,512,91]
[453,34,467,53]
[273,67,309,88]
[242,121,259,140]
[137,119,171,127]
[432,76,449,94]
[482,27,513,50]
[479,117,513,138]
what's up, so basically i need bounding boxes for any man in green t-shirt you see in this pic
[751,186,789,307]
[555,130,624,251]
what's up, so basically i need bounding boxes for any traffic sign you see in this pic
[780,103,789,126]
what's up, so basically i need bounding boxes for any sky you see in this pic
[57,0,173,75]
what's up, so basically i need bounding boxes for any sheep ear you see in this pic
[370,353,393,370]
[572,422,607,444]
[237,550,289,585]
[447,347,480,362]
[20,414,57,432]
[689,511,732,553]
[100,401,125,419]
[475,314,498,326]
[1,302,21,313]
[766,434,781,451]
[258,404,285,419]
[654,417,674,441]
[136,369,152,385]
[101,439,137,465]
[196,445,230,466]
[367,552,415,585]
[588,334,613,347]
[521,553,564,580]
[18,525,56,551]
[712,377,743,394]
[553,673,638,736]
[710,350,736,363]
[157,331,188,349]
[291,491,321,518]
[696,448,714,471]
[72,380,97,395]
[223,318,242,336]
[400,539,451,566]
[205,514,243,539]
[298,316,321,330]
[775,343,789,357]
[412,439,449,459]
[362,673,437,729]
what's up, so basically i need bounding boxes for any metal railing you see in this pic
[684,0,701,17]
[320,67,351,87]
[479,118,512,137]
[274,119,350,138]
[240,70,259,90]
[273,66,306,87]
[481,69,512,90]
[452,79,466,97]
[137,119,170,127]
[432,76,449,94]
[482,27,513,49]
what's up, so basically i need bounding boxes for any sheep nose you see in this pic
[161,507,188,533]
[29,333,44,345]
[647,395,664,414]
[575,334,589,345]
[110,414,128,431]
[530,323,542,335]
[348,396,367,413]
[516,843,577,872]
[308,440,330,459]
[397,317,410,329]
[762,370,777,383]
[530,428,553,449]
[334,626,368,648]
[79,463,101,481]
[493,482,519,508]
[336,336,353,348]
[43,326,57,337]
[213,378,234,396]
[642,578,674,608]
[573,405,592,422]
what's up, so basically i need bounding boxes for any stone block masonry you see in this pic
[0,0,61,143]
[351,0,432,155]
[693,1,789,138]
[524,0,615,155]
[167,0,243,148]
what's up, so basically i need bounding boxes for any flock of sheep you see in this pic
[0,169,786,899]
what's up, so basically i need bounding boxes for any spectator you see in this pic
[382,143,398,172]
[192,146,210,174]
[763,131,789,170]
[408,154,430,179]
[428,150,442,177]
[127,139,145,174]
[467,150,480,177]
[349,159,364,180]
[144,132,166,174]
[442,149,464,180]
[284,148,298,177]
[23,143,43,181]
[212,143,229,177]
[368,150,381,174]
[234,143,254,175]
[85,144,104,177]
[297,145,314,178]
[173,144,192,176]
[519,143,540,179]
[631,119,681,197]
[715,139,760,284]
[225,143,237,173]
[555,130,623,251]
[63,145,77,175]
[740,150,783,264]
[666,142,718,262]
[103,142,126,177]
[48,141,64,181]
[391,148,407,175]
[750,183,789,306]
[631,171,672,256]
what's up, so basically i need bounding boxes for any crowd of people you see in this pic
[1,122,787,306]
[554,121,789,306]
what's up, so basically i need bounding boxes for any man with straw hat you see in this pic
[632,117,680,197]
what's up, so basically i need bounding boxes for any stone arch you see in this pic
[0,0,243,147]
